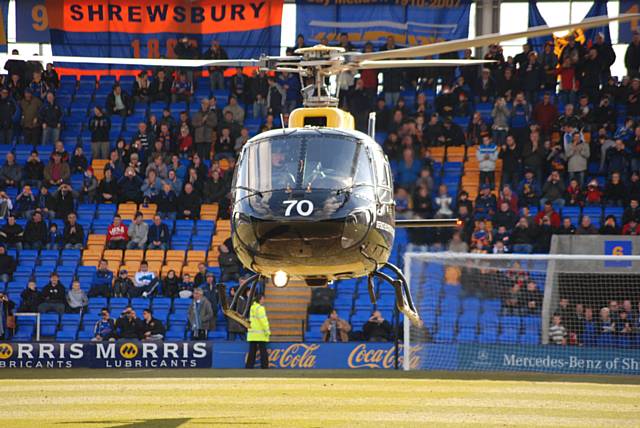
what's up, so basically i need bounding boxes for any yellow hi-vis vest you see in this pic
[247,301,270,342]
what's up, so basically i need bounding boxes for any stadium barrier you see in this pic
[2,341,640,374]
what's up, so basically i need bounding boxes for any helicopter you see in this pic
[2,13,638,328]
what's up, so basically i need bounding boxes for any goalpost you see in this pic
[402,251,640,374]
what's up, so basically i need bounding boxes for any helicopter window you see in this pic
[242,135,373,193]
[372,148,390,188]
[303,116,327,127]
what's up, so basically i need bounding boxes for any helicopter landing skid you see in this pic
[217,273,262,330]
[368,263,423,327]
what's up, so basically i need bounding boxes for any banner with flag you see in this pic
[295,0,470,51]
[527,0,552,54]
[0,0,8,53]
[45,0,283,72]
[619,0,640,43]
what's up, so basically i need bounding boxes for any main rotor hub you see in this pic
[294,44,345,61]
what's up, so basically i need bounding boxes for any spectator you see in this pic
[106,84,133,117]
[46,222,62,250]
[115,307,144,339]
[118,167,143,203]
[113,268,134,298]
[171,72,193,103]
[177,182,201,219]
[38,273,66,315]
[549,314,567,345]
[223,95,245,124]
[564,131,590,185]
[97,168,118,204]
[133,261,159,298]
[477,135,498,189]
[194,262,209,287]
[53,184,77,220]
[89,259,113,298]
[39,92,63,145]
[434,184,453,218]
[557,217,576,235]
[493,201,518,230]
[474,184,497,221]
[188,287,216,340]
[266,76,285,117]
[19,89,42,146]
[218,244,241,283]
[88,107,111,160]
[23,211,47,250]
[511,217,534,254]
[66,279,88,313]
[19,280,40,312]
[69,146,88,175]
[204,40,228,91]
[0,87,16,145]
[192,98,218,160]
[179,273,195,299]
[604,172,627,206]
[623,199,640,225]
[599,215,620,235]
[321,310,351,343]
[106,214,128,250]
[162,270,180,299]
[132,71,151,103]
[491,97,510,147]
[22,150,44,189]
[43,152,70,187]
[127,212,148,250]
[534,201,561,228]
[605,139,630,177]
[363,310,393,342]
[147,214,170,250]
[14,185,36,219]
[0,215,23,250]
[80,167,98,203]
[575,215,598,235]
[540,171,565,208]
[499,136,521,189]
[584,179,603,205]
[0,245,15,283]
[564,178,583,207]
[92,308,115,341]
[155,182,177,220]
[0,152,22,188]
[142,308,165,341]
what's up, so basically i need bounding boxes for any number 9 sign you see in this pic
[31,4,48,31]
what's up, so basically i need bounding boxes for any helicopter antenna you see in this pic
[280,113,286,130]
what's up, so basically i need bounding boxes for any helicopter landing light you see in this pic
[273,270,289,288]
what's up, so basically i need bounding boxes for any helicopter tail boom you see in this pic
[395,219,461,228]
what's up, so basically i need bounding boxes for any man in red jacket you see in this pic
[532,92,559,138]
[534,201,561,228]
[106,214,128,249]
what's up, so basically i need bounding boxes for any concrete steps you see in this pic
[264,280,311,342]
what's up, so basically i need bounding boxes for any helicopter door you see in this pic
[371,147,393,204]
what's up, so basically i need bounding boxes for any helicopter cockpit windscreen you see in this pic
[240,135,373,193]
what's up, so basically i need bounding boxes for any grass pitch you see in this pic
[2,370,640,427]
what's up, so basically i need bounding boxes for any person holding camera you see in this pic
[363,311,393,342]
[115,306,144,339]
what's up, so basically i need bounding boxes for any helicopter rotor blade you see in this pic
[0,55,262,68]
[395,219,461,228]
[356,59,496,69]
[355,13,640,62]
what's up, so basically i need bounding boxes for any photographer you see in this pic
[115,306,144,339]
[363,311,393,342]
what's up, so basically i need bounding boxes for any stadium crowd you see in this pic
[0,30,639,342]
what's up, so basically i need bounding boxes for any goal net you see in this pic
[403,251,640,375]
